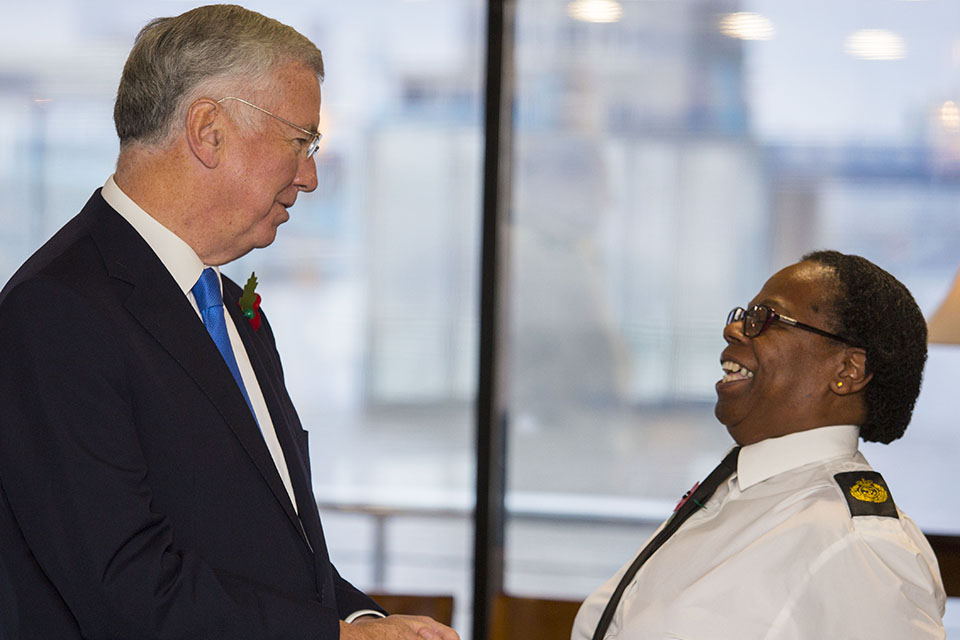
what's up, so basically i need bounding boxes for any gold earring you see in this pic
[837,381,844,388]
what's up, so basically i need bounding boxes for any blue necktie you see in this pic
[192,268,256,420]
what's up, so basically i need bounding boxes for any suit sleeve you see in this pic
[333,565,387,617]
[0,276,343,640]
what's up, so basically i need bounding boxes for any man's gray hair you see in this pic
[114,4,324,148]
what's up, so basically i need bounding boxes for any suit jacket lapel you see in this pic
[225,283,337,604]
[82,195,307,548]
[224,291,329,560]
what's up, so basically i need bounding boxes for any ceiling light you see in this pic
[940,101,960,132]
[844,29,906,60]
[567,0,623,24]
[718,12,775,41]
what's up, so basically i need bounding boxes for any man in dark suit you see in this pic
[0,5,458,640]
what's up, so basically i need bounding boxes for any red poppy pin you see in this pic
[674,481,700,512]
[238,272,262,331]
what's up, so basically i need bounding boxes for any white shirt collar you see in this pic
[101,175,211,296]
[736,424,860,491]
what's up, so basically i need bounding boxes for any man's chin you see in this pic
[254,229,280,250]
[256,217,287,246]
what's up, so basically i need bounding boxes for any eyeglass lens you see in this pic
[306,135,320,158]
[726,306,771,338]
[742,306,763,337]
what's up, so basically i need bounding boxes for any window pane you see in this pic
[507,1,959,632]
[0,0,483,632]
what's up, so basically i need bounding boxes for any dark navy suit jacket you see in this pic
[0,191,382,638]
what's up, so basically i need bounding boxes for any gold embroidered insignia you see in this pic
[849,478,888,504]
[834,471,898,519]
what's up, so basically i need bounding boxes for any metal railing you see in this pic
[317,488,672,589]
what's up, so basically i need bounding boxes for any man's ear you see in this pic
[185,99,222,169]
[831,347,873,395]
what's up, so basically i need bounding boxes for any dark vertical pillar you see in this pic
[472,1,515,639]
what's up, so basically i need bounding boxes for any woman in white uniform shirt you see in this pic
[573,250,946,640]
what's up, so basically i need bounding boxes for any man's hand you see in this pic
[339,615,460,640]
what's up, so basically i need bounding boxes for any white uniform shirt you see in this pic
[572,425,946,640]
[101,176,298,512]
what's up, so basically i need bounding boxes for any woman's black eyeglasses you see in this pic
[726,305,859,347]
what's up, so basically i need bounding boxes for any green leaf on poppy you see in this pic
[239,272,258,310]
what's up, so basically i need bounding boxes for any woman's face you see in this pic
[715,261,850,445]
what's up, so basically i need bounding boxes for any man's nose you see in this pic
[295,154,318,193]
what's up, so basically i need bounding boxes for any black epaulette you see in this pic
[833,471,899,519]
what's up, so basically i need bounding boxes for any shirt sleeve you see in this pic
[344,610,387,623]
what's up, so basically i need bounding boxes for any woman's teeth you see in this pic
[720,360,754,383]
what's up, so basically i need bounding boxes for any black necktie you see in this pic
[591,446,741,640]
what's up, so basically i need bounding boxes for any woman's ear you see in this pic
[831,347,872,395]
[185,98,222,169]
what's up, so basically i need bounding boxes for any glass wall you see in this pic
[0,0,484,632]
[505,0,960,632]
[2,0,958,637]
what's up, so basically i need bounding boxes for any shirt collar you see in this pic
[101,175,211,296]
[736,425,860,491]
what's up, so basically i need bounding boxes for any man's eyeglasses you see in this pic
[726,304,859,346]
[217,96,322,158]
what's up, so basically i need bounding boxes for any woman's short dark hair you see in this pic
[802,250,927,443]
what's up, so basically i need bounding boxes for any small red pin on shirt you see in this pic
[674,481,700,512]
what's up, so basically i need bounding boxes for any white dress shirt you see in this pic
[572,425,946,640]
[101,176,298,512]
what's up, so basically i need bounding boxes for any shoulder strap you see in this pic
[833,471,898,519]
